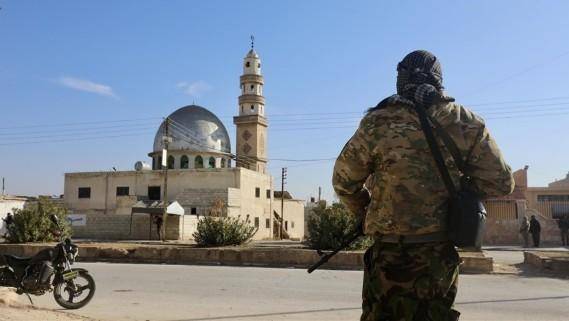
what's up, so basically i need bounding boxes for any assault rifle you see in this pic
[307,219,364,273]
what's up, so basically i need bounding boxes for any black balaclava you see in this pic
[396,50,443,101]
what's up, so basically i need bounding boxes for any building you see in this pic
[63,44,305,241]
[484,167,569,245]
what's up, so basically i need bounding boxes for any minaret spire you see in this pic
[233,40,268,173]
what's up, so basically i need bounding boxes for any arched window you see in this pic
[221,158,226,168]
[208,157,216,168]
[157,156,162,169]
[195,156,204,169]
[167,155,175,169]
[180,155,189,169]
[245,61,250,68]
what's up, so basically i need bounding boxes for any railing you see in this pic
[532,201,569,219]
[483,199,518,220]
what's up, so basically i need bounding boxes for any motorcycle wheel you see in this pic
[53,271,96,309]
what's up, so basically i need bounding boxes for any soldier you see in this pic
[333,50,514,321]
[529,215,541,247]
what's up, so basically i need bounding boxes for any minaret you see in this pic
[234,37,268,173]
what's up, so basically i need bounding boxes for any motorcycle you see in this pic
[0,214,95,309]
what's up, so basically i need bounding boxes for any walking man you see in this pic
[520,216,530,248]
[529,215,541,247]
[558,216,568,246]
[2,212,14,239]
[153,215,163,240]
[333,50,514,321]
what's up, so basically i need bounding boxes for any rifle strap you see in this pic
[413,104,458,197]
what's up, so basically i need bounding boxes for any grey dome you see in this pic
[153,105,231,154]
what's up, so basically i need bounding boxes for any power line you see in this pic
[0,130,155,146]
[0,116,162,130]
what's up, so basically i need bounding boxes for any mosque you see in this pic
[63,44,305,241]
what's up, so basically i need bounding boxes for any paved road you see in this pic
[24,262,569,321]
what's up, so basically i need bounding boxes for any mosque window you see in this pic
[250,85,254,91]
[78,187,91,199]
[191,207,197,215]
[167,155,175,169]
[258,63,261,68]
[285,221,288,231]
[241,105,244,113]
[116,186,129,196]
[254,217,259,228]
[255,187,260,198]
[208,157,216,168]
[180,155,189,169]
[148,186,161,201]
[195,156,204,168]
[221,158,226,168]
[245,61,250,68]
[266,189,271,199]
[250,105,254,111]
[291,221,295,229]
[265,218,270,229]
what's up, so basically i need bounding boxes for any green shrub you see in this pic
[193,216,257,246]
[7,197,71,243]
[306,202,372,251]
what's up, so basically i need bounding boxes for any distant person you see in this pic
[558,217,569,246]
[529,215,541,247]
[2,212,14,238]
[519,216,530,248]
[332,50,514,321]
[153,215,163,240]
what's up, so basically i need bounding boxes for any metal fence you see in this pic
[484,199,517,220]
[533,201,569,219]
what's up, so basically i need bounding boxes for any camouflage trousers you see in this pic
[361,240,460,321]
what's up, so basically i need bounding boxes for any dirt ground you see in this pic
[0,288,95,321]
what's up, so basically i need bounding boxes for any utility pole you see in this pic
[161,118,172,242]
[318,186,322,202]
[280,167,287,240]
[1,177,5,196]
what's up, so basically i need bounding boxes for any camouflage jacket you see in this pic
[332,96,514,236]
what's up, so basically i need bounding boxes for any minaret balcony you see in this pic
[240,74,264,85]
[238,95,265,105]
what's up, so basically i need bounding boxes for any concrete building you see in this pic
[484,167,569,245]
[64,44,304,241]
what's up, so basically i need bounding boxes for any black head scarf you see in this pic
[396,50,443,100]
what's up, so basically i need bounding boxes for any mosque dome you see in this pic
[153,105,231,154]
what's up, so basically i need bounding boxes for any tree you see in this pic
[306,202,372,250]
[7,197,71,243]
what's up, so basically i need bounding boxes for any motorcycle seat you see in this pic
[4,254,32,267]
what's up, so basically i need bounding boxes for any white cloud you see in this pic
[57,76,118,98]
[177,80,212,97]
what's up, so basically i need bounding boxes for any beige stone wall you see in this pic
[274,199,305,240]
[71,214,186,240]
[0,197,27,236]
[63,167,303,241]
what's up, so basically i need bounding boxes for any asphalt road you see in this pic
[24,262,569,321]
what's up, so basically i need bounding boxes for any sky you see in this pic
[1,1,569,202]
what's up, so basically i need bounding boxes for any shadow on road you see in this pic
[457,295,569,305]
[169,307,360,321]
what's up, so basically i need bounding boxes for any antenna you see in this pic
[250,35,255,49]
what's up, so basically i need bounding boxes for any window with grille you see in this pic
[116,186,129,196]
[78,187,91,199]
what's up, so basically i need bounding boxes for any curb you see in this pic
[0,243,493,273]
[524,251,569,274]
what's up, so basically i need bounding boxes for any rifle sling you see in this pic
[413,104,458,197]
